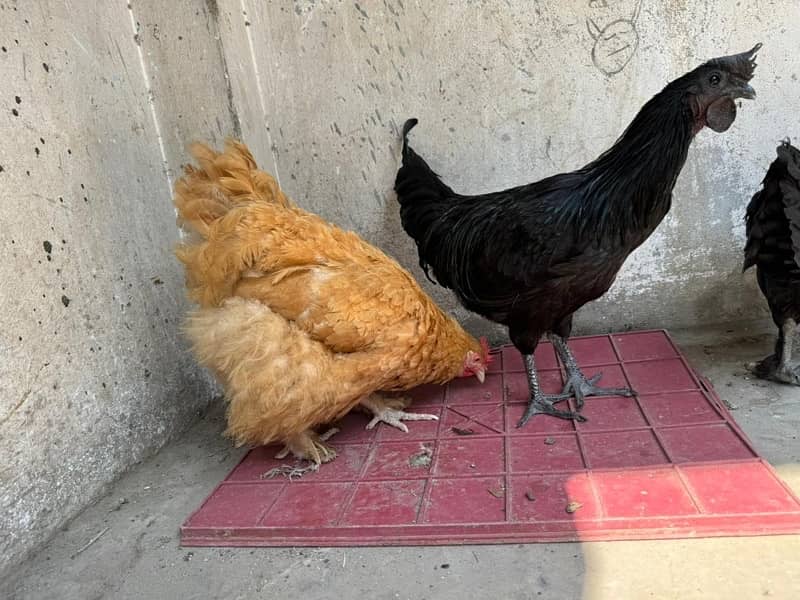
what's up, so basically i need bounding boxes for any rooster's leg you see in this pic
[747,319,800,385]
[517,354,585,427]
[549,334,635,409]
[360,394,438,433]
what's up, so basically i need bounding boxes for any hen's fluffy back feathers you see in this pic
[173,141,484,447]
[174,140,293,238]
[174,142,478,380]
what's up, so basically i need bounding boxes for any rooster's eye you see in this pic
[709,73,721,86]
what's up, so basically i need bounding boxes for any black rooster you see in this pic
[743,141,800,385]
[395,45,761,426]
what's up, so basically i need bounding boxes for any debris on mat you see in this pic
[408,445,433,468]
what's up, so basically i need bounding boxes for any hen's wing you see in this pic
[237,256,427,356]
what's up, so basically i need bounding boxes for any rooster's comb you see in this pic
[704,43,762,80]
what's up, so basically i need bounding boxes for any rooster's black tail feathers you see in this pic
[394,118,456,286]
[401,118,419,157]
[395,118,454,202]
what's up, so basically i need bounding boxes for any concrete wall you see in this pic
[2,0,799,578]
[0,0,235,577]
[216,0,799,338]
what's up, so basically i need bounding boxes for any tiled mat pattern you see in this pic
[182,331,800,546]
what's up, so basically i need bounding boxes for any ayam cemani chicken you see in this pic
[744,140,800,386]
[395,44,761,426]
[174,141,488,475]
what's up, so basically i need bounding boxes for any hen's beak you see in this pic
[475,368,486,384]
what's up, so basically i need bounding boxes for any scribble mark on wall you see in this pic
[587,0,643,76]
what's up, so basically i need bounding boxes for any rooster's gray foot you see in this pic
[517,392,586,427]
[562,372,635,410]
[746,355,800,386]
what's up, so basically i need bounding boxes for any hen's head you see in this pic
[678,43,761,134]
[777,138,800,170]
[462,337,491,383]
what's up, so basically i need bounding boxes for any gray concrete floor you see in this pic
[3,322,800,600]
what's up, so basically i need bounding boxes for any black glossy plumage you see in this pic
[394,47,760,383]
[744,141,800,328]
[395,46,761,422]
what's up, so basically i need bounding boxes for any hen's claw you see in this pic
[261,463,320,481]
[266,427,339,479]
[274,432,338,461]
[365,408,439,433]
[562,371,635,410]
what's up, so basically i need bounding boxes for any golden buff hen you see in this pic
[174,140,489,474]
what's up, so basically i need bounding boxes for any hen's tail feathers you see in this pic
[174,139,292,239]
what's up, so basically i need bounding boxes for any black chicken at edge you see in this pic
[395,45,761,426]
[743,141,800,386]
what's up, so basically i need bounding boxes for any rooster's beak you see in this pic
[475,369,486,384]
[733,82,756,100]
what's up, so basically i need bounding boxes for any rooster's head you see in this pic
[681,43,762,134]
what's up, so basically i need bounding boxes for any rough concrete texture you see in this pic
[0,0,235,577]
[3,0,800,585]
[2,323,799,600]
[216,0,800,337]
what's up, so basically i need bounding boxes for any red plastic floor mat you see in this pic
[181,330,800,546]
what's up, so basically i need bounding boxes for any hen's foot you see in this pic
[365,407,438,433]
[746,356,800,385]
[261,463,320,481]
[264,428,339,480]
[274,427,339,461]
[562,372,635,410]
[517,392,584,427]
[360,395,438,433]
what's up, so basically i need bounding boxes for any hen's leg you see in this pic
[263,428,339,480]
[549,334,635,410]
[747,319,800,385]
[517,354,585,427]
[360,394,438,433]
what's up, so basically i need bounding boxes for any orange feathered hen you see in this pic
[174,140,488,471]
